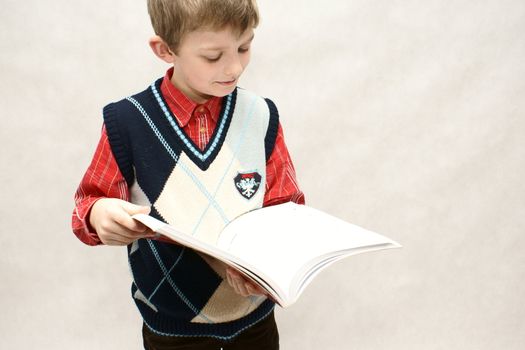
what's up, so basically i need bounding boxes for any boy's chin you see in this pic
[212,85,237,97]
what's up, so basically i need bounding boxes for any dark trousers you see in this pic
[142,312,279,350]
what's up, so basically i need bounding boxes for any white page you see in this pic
[216,203,400,303]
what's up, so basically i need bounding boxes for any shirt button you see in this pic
[200,127,206,133]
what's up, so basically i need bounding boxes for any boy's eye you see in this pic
[203,47,249,63]
[204,55,221,62]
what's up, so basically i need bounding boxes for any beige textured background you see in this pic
[1,0,524,349]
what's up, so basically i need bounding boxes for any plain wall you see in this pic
[1,0,524,349]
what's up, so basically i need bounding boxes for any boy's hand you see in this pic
[226,267,269,297]
[89,198,156,246]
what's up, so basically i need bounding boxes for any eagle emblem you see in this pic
[234,171,262,199]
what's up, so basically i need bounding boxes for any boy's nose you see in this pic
[224,56,244,79]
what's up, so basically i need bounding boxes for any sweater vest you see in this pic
[102,78,280,339]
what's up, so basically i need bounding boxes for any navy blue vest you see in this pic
[103,78,280,339]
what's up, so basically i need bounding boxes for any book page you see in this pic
[216,203,400,304]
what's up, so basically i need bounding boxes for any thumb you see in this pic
[120,201,151,216]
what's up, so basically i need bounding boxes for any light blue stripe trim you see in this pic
[126,96,181,162]
[146,240,213,323]
[148,246,185,301]
[150,83,232,161]
[191,94,259,237]
[125,96,229,224]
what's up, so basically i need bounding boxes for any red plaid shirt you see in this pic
[72,68,305,245]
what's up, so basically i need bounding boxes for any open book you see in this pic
[133,203,401,308]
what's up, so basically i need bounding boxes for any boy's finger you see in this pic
[246,282,266,296]
[246,283,257,295]
[114,208,150,233]
[226,267,239,278]
[226,269,234,287]
[235,278,250,296]
[106,221,154,241]
[131,221,151,233]
[119,202,152,231]
[227,268,262,296]
[121,201,151,216]
[228,271,247,296]
[105,238,130,246]
[144,228,157,237]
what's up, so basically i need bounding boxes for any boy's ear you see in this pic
[148,35,176,64]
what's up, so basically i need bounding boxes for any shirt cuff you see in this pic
[72,197,103,246]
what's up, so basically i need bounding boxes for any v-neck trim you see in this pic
[148,78,237,171]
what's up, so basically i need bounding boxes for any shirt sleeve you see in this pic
[263,123,305,207]
[71,124,130,246]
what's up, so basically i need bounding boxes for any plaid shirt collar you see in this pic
[160,67,222,127]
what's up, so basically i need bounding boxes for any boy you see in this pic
[72,0,304,349]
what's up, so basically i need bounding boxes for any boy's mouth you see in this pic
[217,79,236,86]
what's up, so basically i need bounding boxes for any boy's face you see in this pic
[169,27,255,103]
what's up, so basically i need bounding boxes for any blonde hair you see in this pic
[147,0,260,53]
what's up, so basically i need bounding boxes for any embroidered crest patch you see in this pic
[234,171,262,199]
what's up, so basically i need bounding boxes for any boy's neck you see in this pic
[170,73,212,105]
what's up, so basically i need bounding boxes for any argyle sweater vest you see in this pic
[102,78,280,339]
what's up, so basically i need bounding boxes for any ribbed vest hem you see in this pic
[137,299,275,340]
